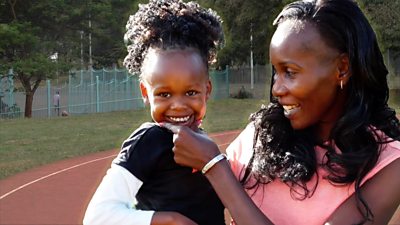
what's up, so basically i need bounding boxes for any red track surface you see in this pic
[1,129,399,225]
[0,130,240,225]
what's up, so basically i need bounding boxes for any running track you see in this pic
[1,130,399,225]
[0,130,240,225]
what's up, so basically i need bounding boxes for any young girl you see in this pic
[163,0,400,224]
[83,0,224,224]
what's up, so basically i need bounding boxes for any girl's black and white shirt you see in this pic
[83,122,225,225]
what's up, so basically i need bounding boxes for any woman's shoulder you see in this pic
[373,128,400,167]
[226,123,256,153]
[361,138,400,185]
[225,123,256,176]
[383,138,400,151]
[377,138,400,167]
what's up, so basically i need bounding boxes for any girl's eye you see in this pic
[157,92,170,98]
[186,90,198,96]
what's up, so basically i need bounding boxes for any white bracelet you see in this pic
[201,153,227,174]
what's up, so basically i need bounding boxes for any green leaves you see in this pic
[196,0,283,67]
[195,0,399,67]
[0,22,39,60]
[357,0,400,51]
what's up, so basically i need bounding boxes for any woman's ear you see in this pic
[206,79,212,100]
[336,53,351,87]
[139,81,150,105]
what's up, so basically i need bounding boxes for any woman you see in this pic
[163,0,400,224]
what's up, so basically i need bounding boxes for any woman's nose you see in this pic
[271,74,287,97]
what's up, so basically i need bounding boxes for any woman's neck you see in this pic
[315,123,334,143]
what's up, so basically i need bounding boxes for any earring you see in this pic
[340,80,343,90]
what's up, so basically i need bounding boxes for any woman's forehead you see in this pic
[272,21,317,48]
[270,20,339,61]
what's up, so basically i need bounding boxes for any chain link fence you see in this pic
[1,60,399,119]
[0,67,230,118]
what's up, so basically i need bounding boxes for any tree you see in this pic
[196,0,400,69]
[0,1,70,118]
[358,0,400,52]
[0,0,151,118]
[72,0,143,69]
[197,0,282,67]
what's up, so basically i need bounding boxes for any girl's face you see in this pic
[270,21,348,140]
[140,48,211,129]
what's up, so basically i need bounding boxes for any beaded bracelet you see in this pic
[201,153,227,174]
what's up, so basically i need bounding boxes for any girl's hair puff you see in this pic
[123,0,224,76]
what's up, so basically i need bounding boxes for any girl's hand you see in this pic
[161,123,220,170]
[152,212,198,225]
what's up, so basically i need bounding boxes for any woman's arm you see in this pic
[325,158,400,225]
[205,160,273,225]
[84,164,196,225]
[162,123,400,224]
[162,124,273,225]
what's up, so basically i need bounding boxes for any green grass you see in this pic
[0,98,267,179]
[389,89,400,111]
[1,96,398,180]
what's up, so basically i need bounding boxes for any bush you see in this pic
[231,86,253,99]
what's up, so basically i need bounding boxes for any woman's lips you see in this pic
[282,104,300,118]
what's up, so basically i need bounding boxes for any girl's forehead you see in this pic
[141,48,208,82]
[144,47,204,65]
[145,46,200,56]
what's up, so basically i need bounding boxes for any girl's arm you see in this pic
[163,124,273,225]
[83,164,196,225]
[325,158,400,225]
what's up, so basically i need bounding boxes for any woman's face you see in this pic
[270,21,347,139]
[140,48,211,129]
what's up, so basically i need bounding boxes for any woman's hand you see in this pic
[161,123,220,170]
[152,212,198,225]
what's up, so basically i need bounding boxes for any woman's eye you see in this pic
[186,90,198,96]
[285,69,296,78]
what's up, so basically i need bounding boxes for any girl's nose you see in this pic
[271,74,288,98]
[170,97,188,110]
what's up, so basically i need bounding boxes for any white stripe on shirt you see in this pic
[83,164,155,225]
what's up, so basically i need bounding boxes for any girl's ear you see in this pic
[140,81,150,105]
[336,53,351,87]
[206,79,212,100]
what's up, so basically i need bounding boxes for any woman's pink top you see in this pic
[226,123,400,225]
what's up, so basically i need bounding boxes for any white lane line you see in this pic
[0,139,236,200]
[218,142,231,146]
[209,130,240,138]
[0,154,117,200]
